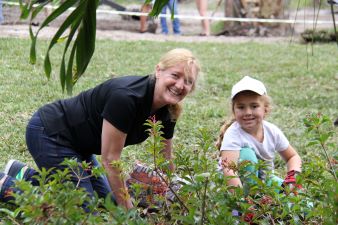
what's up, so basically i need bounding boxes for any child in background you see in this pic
[216,76,302,193]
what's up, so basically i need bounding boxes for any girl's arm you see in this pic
[279,145,302,172]
[101,119,133,210]
[220,150,242,187]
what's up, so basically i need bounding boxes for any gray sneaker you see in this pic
[4,159,27,180]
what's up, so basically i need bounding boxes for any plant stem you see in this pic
[154,169,190,213]
[268,214,275,225]
[320,142,337,181]
[200,178,209,225]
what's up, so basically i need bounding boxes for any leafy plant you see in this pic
[303,113,337,182]
[0,159,146,224]
[301,29,337,43]
[0,114,337,224]
[19,0,100,94]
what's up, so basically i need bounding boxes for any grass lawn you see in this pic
[0,37,337,175]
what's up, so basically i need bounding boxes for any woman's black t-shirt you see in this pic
[38,75,176,155]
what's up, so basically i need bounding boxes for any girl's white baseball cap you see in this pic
[231,76,267,99]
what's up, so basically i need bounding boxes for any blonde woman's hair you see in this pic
[215,91,272,150]
[157,48,201,121]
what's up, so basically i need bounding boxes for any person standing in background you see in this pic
[140,0,157,33]
[195,0,210,36]
[160,0,181,35]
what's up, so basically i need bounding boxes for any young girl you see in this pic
[216,76,302,192]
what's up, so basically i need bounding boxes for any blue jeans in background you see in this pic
[160,0,180,34]
[0,0,4,24]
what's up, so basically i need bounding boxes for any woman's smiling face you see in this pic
[153,62,196,109]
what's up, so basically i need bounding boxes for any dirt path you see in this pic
[0,24,291,43]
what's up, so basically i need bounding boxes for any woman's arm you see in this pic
[101,119,133,209]
[220,150,242,187]
[279,145,302,172]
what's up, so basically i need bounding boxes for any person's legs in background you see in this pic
[140,3,152,33]
[168,0,180,34]
[160,3,169,34]
[195,0,210,36]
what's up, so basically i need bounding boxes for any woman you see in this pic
[0,48,201,209]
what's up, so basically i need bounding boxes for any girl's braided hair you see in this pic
[215,118,236,150]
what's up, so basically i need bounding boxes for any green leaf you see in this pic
[66,42,77,94]
[43,0,86,81]
[30,2,49,21]
[19,0,32,19]
[195,172,211,182]
[0,208,16,217]
[29,26,37,64]
[307,140,319,146]
[75,0,99,80]
[319,133,330,143]
[44,54,52,79]
[150,0,170,17]
[38,0,78,30]
[60,15,83,91]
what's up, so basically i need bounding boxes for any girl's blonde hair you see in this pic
[156,48,201,121]
[215,92,272,150]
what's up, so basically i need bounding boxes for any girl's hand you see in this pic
[281,170,302,195]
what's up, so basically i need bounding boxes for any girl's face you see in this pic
[233,92,267,134]
[153,62,196,110]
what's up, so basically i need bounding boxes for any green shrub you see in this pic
[301,29,337,43]
[0,113,336,224]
